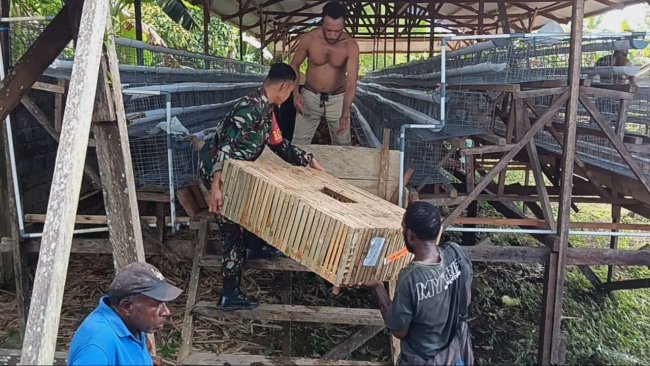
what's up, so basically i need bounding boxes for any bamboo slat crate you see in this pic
[220,159,412,286]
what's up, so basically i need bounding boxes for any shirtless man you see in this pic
[290,1,359,145]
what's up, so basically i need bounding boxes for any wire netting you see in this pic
[9,20,266,194]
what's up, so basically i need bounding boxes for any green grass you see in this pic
[466,171,650,365]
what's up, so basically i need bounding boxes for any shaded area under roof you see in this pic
[201,0,644,48]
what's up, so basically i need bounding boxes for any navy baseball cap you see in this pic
[108,262,182,302]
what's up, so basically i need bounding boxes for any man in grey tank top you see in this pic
[359,201,474,365]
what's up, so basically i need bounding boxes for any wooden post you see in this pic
[497,0,511,34]
[464,151,477,245]
[239,1,244,61]
[92,24,146,269]
[517,99,556,230]
[606,204,621,283]
[428,1,435,58]
[178,219,208,362]
[440,91,570,229]
[478,0,485,34]
[392,8,397,65]
[378,129,391,200]
[20,1,109,363]
[203,0,210,56]
[406,9,412,63]
[388,280,400,365]
[135,0,143,65]
[538,1,584,364]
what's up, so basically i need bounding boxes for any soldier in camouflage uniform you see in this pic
[201,63,324,311]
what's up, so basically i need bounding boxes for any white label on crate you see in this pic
[363,237,386,267]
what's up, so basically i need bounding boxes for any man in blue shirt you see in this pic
[68,262,182,365]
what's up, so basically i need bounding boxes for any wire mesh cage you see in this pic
[354,93,453,186]
[129,135,198,190]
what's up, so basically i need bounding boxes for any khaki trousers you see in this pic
[292,88,351,145]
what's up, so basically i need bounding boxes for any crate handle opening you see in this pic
[320,187,356,203]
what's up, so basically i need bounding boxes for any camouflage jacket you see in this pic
[203,88,313,183]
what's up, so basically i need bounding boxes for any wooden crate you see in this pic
[220,159,412,286]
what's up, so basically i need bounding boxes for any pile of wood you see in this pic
[220,158,411,286]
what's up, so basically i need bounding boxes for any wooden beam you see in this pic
[441,91,570,229]
[461,144,514,156]
[517,99,555,230]
[539,1,584,363]
[20,95,101,187]
[2,238,647,267]
[378,129,390,200]
[24,213,190,226]
[222,0,285,21]
[193,302,384,326]
[31,81,65,94]
[496,0,511,33]
[525,99,613,199]
[0,3,79,122]
[178,219,207,362]
[92,28,146,270]
[321,326,384,360]
[54,79,66,132]
[599,278,650,292]
[579,91,650,200]
[0,89,27,338]
[20,1,109,364]
[183,352,389,366]
[478,0,485,34]
[203,0,210,56]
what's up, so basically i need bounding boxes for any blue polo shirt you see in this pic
[68,296,152,366]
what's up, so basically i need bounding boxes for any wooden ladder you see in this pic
[175,218,393,365]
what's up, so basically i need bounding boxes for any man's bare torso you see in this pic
[302,28,353,93]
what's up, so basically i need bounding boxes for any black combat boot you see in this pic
[246,236,283,261]
[218,276,260,311]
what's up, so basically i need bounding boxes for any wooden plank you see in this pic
[321,326,385,360]
[388,280,400,365]
[54,79,67,133]
[581,85,635,100]
[1,93,28,337]
[441,91,570,229]
[599,278,650,292]
[202,255,310,272]
[461,144,514,156]
[178,219,207,362]
[182,352,388,366]
[607,204,621,283]
[20,95,101,186]
[137,191,170,202]
[20,1,109,364]
[193,302,384,326]
[24,213,190,226]
[378,129,391,200]
[514,87,567,99]
[539,2,584,363]
[477,133,507,146]
[92,27,146,270]
[2,238,647,267]
[518,99,555,230]
[0,2,79,122]
[0,348,66,365]
[32,81,65,94]
[496,0,511,33]
[177,186,201,218]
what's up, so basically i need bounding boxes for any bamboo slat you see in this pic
[220,159,410,286]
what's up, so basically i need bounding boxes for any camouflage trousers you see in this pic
[216,216,254,279]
